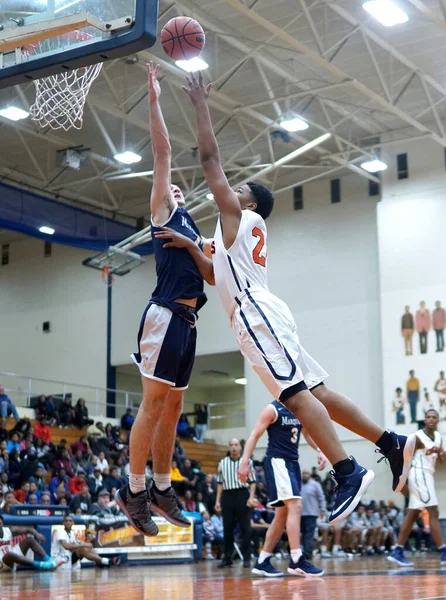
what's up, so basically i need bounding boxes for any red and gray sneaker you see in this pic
[115,485,159,537]
[149,483,191,528]
[376,431,416,492]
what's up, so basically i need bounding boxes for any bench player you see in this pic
[238,400,325,576]
[155,71,415,523]
[116,64,210,535]
[388,409,446,567]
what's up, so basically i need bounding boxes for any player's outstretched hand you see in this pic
[182,71,212,105]
[317,450,327,471]
[154,226,195,249]
[147,61,161,102]
[237,460,249,484]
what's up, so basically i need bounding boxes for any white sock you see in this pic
[291,549,302,564]
[258,551,272,564]
[154,473,171,492]
[333,545,340,552]
[438,544,446,550]
[321,545,327,552]
[129,473,146,494]
[206,542,212,553]
[101,558,110,566]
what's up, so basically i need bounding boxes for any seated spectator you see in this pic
[7,448,21,487]
[181,458,198,490]
[28,481,41,503]
[96,451,109,473]
[49,468,70,496]
[69,469,87,495]
[0,447,8,474]
[45,396,59,427]
[90,489,122,517]
[177,414,198,441]
[377,506,395,552]
[173,436,186,467]
[40,492,51,505]
[34,414,52,445]
[71,449,91,475]
[69,485,92,515]
[0,385,19,420]
[87,466,103,501]
[250,503,270,557]
[87,421,105,438]
[105,423,119,448]
[14,481,30,504]
[181,490,197,513]
[196,492,207,515]
[73,398,90,429]
[20,437,36,459]
[34,438,51,466]
[211,506,224,538]
[59,396,75,428]
[202,510,223,560]
[71,435,90,457]
[318,510,347,557]
[34,395,52,424]
[120,408,134,431]
[347,505,375,554]
[0,491,18,513]
[114,455,128,479]
[198,474,217,513]
[0,472,12,495]
[27,493,38,505]
[12,416,32,438]
[103,467,124,493]
[255,481,268,508]
[170,460,188,496]
[7,432,21,454]
[52,449,74,478]
[19,448,40,484]
[33,464,47,492]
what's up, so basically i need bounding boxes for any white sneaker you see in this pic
[332,550,347,558]
[320,551,332,558]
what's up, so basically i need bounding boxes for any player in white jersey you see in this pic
[388,409,446,567]
[156,72,415,524]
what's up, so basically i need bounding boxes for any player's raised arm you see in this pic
[148,62,175,225]
[238,405,276,483]
[183,72,242,248]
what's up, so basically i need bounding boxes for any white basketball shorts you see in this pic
[232,289,328,400]
[408,468,438,510]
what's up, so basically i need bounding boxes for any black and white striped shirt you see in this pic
[217,456,256,490]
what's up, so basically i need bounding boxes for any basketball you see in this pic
[160,17,205,61]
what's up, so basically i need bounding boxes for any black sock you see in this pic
[128,488,146,498]
[376,430,393,454]
[333,458,355,476]
[154,484,172,495]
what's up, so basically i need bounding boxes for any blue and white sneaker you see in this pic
[376,431,416,493]
[287,556,324,577]
[252,556,284,577]
[440,547,446,566]
[328,458,374,524]
[387,547,413,567]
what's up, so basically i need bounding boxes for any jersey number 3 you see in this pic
[252,227,266,267]
[290,427,299,444]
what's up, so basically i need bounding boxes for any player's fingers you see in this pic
[206,83,213,94]
[185,75,192,87]
[198,70,203,85]
[162,242,175,248]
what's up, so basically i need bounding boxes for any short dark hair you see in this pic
[247,182,274,220]
[425,408,439,417]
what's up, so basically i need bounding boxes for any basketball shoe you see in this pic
[387,547,413,567]
[329,458,374,524]
[252,556,284,577]
[115,485,159,536]
[287,556,324,577]
[440,547,446,565]
[376,431,416,492]
[149,483,190,528]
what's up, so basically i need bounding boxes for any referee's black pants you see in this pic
[221,488,252,563]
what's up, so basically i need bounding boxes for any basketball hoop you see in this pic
[24,31,102,131]
[101,266,115,287]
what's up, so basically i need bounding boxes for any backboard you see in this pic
[0,0,158,89]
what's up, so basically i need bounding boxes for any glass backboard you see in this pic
[0,0,158,89]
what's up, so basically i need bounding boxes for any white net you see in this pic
[25,31,102,131]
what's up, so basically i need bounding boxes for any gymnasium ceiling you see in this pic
[1,0,446,232]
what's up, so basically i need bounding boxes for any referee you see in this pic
[215,438,256,568]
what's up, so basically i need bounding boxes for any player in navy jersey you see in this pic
[116,64,211,536]
[238,400,326,577]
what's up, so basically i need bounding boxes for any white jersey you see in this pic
[51,528,80,569]
[213,210,269,317]
[0,527,13,565]
[411,429,442,474]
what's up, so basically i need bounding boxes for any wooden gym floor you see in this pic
[0,556,445,600]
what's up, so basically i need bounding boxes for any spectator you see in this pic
[41,493,51,506]
[14,481,30,504]
[34,395,51,424]
[7,432,21,454]
[322,476,336,511]
[27,493,38,505]
[87,466,103,501]
[34,438,50,465]
[198,473,217,512]
[52,449,74,478]
[300,469,326,559]
[69,485,92,515]
[103,467,124,493]
[49,468,70,496]
[12,416,32,437]
[311,467,322,484]
[181,490,197,513]
[19,449,40,484]
[0,448,8,474]
[211,506,224,540]
[173,437,186,466]
[196,492,207,515]
[170,460,188,496]
[45,396,59,427]
[0,491,18,513]
[181,458,198,490]
[250,504,270,557]
[96,451,109,473]
[20,434,36,457]
[0,472,12,495]
[177,414,198,441]
[255,481,269,508]
[34,414,52,445]
[71,435,90,456]
[0,385,19,420]
[28,481,41,503]
[71,449,90,475]
[87,421,105,438]
[69,469,87,495]
[33,464,47,492]
[73,398,90,429]
[202,510,223,559]
[59,396,75,428]
[120,408,134,431]
[90,489,121,517]
[7,448,21,487]
[194,404,208,443]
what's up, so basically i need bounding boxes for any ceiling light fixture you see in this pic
[176,57,209,73]
[361,158,388,172]
[0,106,29,121]
[280,117,309,132]
[235,378,247,385]
[362,0,408,26]
[114,151,142,165]
[39,226,55,235]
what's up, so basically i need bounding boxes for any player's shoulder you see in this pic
[241,209,265,227]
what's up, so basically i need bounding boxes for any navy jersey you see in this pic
[151,206,207,312]
[266,400,302,462]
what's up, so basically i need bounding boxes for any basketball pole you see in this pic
[106,272,116,419]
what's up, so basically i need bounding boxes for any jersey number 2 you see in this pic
[252,227,266,267]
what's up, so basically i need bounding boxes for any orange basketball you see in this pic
[160,17,205,61]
